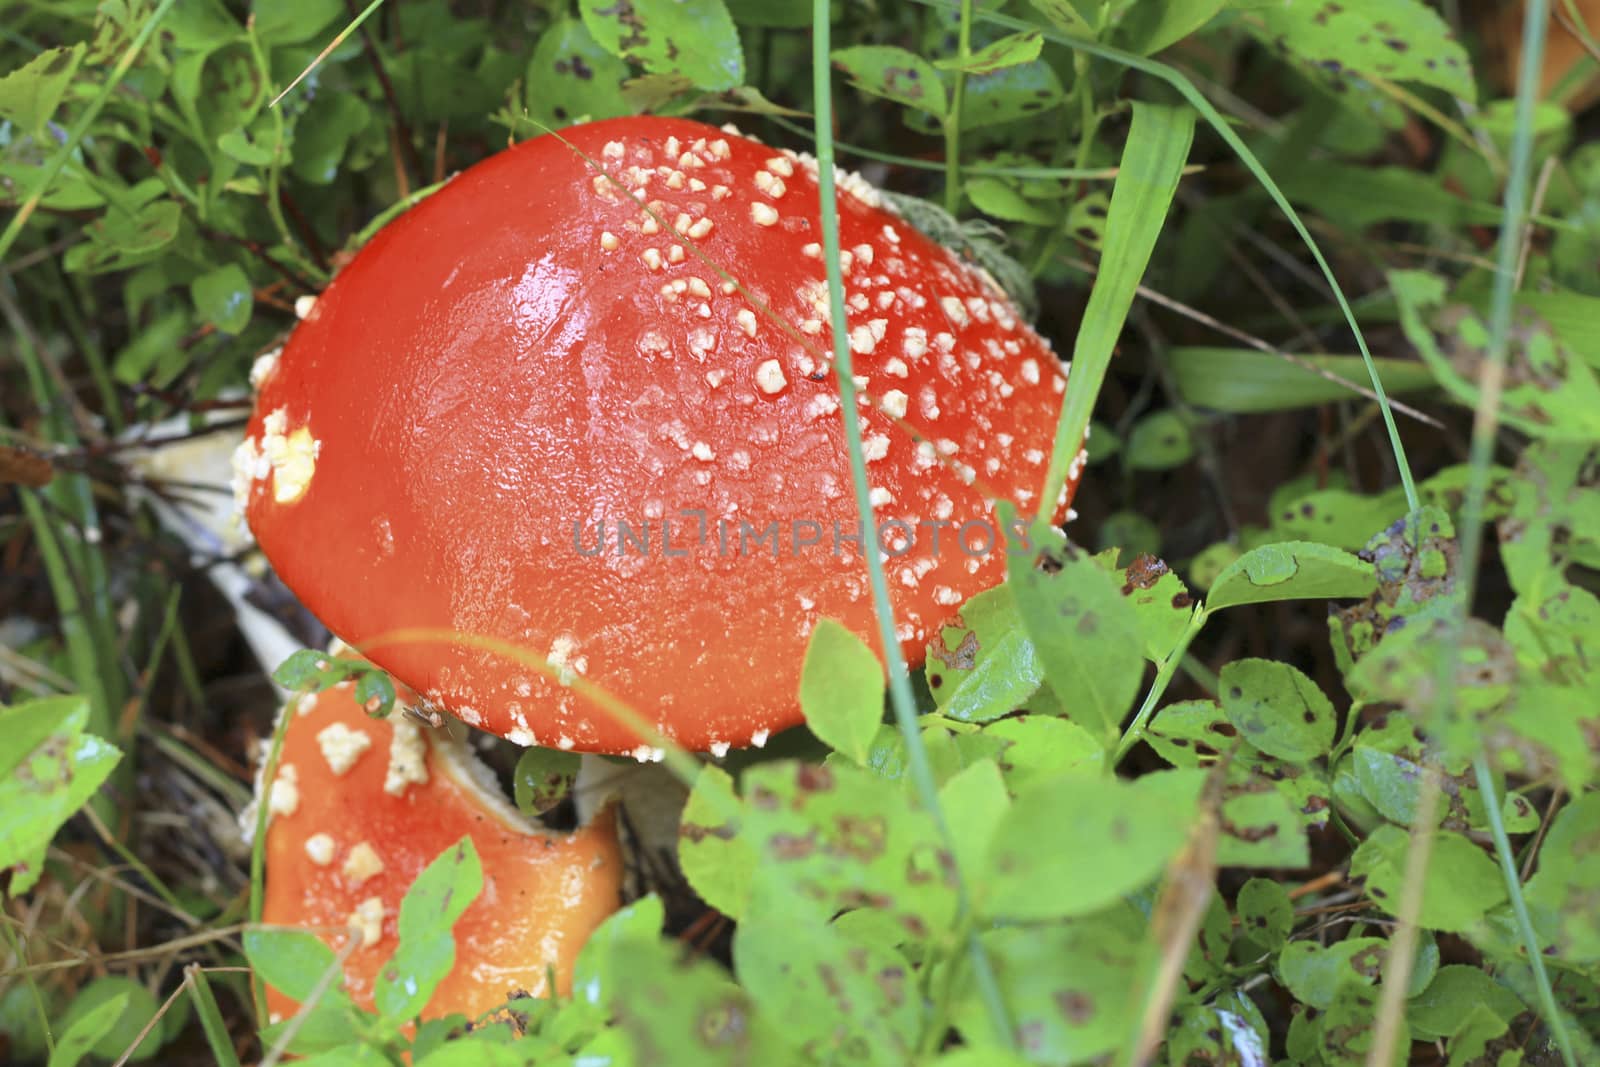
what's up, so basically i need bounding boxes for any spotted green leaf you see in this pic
[580,0,743,91]
[1007,531,1145,745]
[1244,0,1475,99]
[0,44,85,136]
[734,910,920,1062]
[986,768,1203,920]
[1525,793,1600,961]
[1237,877,1293,951]
[953,907,1143,1062]
[525,19,633,127]
[1125,410,1194,470]
[678,766,753,918]
[831,45,946,120]
[739,760,958,936]
[0,696,121,896]
[934,31,1043,75]
[1219,659,1336,764]
[1352,826,1507,933]
[1207,541,1376,611]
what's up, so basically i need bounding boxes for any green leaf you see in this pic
[575,897,794,1064]
[1026,0,1094,37]
[1114,554,1195,662]
[934,31,1043,75]
[244,927,350,1005]
[54,978,165,1064]
[678,766,754,919]
[0,695,122,896]
[986,768,1203,920]
[1352,825,1507,933]
[734,912,920,1062]
[830,46,946,120]
[965,177,1056,225]
[252,0,344,45]
[983,715,1103,792]
[525,19,633,128]
[64,199,183,275]
[1237,877,1294,951]
[1124,410,1194,470]
[1278,938,1389,1010]
[1207,540,1376,611]
[1219,659,1336,763]
[48,991,129,1067]
[1007,531,1145,744]
[1245,0,1475,99]
[1407,965,1526,1042]
[1392,269,1600,441]
[800,619,884,763]
[739,760,958,935]
[1525,792,1600,961]
[955,61,1064,130]
[580,0,743,91]
[953,908,1143,1062]
[0,44,85,136]
[1115,0,1226,54]
[925,586,1057,724]
[1168,346,1437,413]
[571,895,667,1013]
[374,837,484,1022]
[190,263,253,334]
[1278,163,1506,229]
[938,758,1010,877]
[512,747,580,815]
[289,94,370,185]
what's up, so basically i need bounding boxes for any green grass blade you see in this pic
[811,0,1013,1046]
[1038,101,1194,516]
[0,0,177,265]
[931,0,1421,511]
[184,966,242,1067]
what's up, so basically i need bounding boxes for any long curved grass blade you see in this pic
[925,0,1422,511]
[1038,101,1194,516]
[812,0,1013,1046]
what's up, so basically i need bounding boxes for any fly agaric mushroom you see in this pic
[257,655,623,1020]
[236,116,1083,756]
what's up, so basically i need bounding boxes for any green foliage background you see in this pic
[2,0,1599,1064]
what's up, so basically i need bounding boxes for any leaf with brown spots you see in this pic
[737,761,958,938]
[986,768,1203,920]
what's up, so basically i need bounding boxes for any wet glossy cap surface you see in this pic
[240,116,1081,754]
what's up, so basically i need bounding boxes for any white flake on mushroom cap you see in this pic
[348,897,385,949]
[304,832,336,866]
[547,634,587,686]
[256,407,320,505]
[383,717,429,796]
[268,763,300,817]
[316,722,372,776]
[342,841,385,885]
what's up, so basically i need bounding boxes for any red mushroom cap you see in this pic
[239,116,1081,755]
[258,662,623,1020]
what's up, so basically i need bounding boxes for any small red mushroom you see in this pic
[256,656,623,1020]
[237,116,1082,755]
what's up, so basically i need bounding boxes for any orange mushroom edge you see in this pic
[233,115,1085,762]
[252,652,624,1024]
